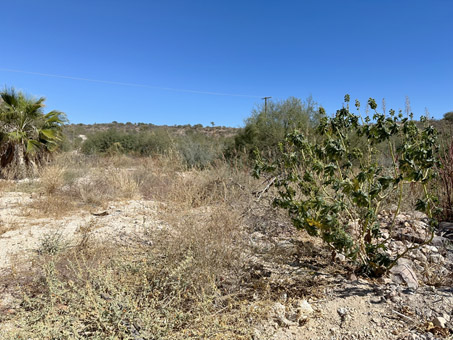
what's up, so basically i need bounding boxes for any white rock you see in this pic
[412,211,428,220]
[413,220,428,230]
[335,253,346,262]
[337,307,348,318]
[296,299,314,318]
[272,302,295,327]
[425,245,438,253]
[429,254,444,264]
[433,316,447,328]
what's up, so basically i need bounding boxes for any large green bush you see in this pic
[231,96,321,158]
[255,95,439,275]
[81,128,173,156]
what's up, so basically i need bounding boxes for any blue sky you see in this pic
[1,0,452,126]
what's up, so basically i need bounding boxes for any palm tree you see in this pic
[0,87,66,178]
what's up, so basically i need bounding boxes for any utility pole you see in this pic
[262,96,271,114]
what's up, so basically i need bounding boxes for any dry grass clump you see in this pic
[24,194,78,218]
[105,168,140,199]
[24,155,145,216]
[39,164,66,195]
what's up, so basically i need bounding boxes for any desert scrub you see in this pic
[3,206,254,339]
[255,95,439,276]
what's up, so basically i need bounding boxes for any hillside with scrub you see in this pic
[0,89,452,339]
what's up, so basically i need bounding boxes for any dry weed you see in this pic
[105,167,139,199]
[23,194,78,218]
[39,164,66,195]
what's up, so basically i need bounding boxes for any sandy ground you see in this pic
[0,191,160,269]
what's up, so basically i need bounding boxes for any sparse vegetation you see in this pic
[0,91,452,339]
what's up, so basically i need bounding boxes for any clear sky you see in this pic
[1,0,452,126]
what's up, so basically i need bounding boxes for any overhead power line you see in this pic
[0,68,262,99]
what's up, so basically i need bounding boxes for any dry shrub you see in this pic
[0,179,13,192]
[157,204,245,289]
[105,168,139,199]
[24,194,78,218]
[39,164,66,195]
[164,160,254,209]
[1,205,255,339]
[73,167,139,205]
[439,140,453,221]
[0,153,269,339]
[0,164,34,180]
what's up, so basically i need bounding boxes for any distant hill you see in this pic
[63,122,239,139]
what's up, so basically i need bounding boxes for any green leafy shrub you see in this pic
[255,95,439,275]
[230,96,321,158]
[443,111,453,123]
[176,133,220,168]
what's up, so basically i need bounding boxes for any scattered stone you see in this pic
[337,307,348,319]
[412,211,428,220]
[429,254,444,264]
[439,222,453,232]
[431,236,448,247]
[425,245,438,253]
[335,253,346,262]
[294,299,314,321]
[272,302,295,327]
[432,316,447,328]
[348,273,358,282]
[415,250,428,263]
[390,261,419,290]
[92,211,109,216]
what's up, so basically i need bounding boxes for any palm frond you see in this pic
[44,111,67,124]
[7,131,25,141]
[40,128,60,141]
[0,87,19,108]
[26,139,41,154]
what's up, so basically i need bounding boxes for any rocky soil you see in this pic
[245,203,453,340]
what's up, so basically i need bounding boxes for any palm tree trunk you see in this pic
[14,143,27,179]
